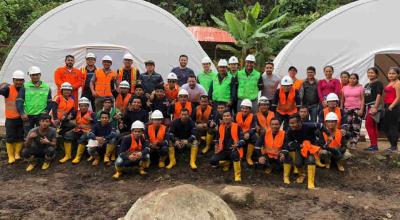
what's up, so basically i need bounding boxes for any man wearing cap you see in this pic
[208,59,237,110]
[81,53,97,111]
[139,60,164,96]
[171,54,195,86]
[117,53,140,93]
[115,81,132,114]
[288,66,303,91]
[54,55,83,110]
[261,62,280,101]
[90,55,117,112]
[181,75,207,106]
[0,70,25,164]
[236,54,263,113]
[255,96,275,135]
[164,73,180,102]
[228,56,239,77]
[197,57,217,93]
[168,89,195,120]
[17,66,52,137]
[145,110,169,168]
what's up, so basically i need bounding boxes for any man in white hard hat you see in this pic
[164,72,180,102]
[0,70,25,164]
[261,61,280,101]
[228,56,239,77]
[208,59,236,110]
[236,54,263,113]
[318,93,347,129]
[117,53,140,93]
[113,120,150,179]
[90,55,117,112]
[168,89,194,120]
[81,53,97,111]
[145,110,169,168]
[17,66,52,137]
[271,75,301,129]
[227,56,239,113]
[181,75,207,106]
[197,57,217,93]
[115,80,132,114]
[255,96,275,135]
[139,60,164,96]
[235,99,257,166]
[54,55,83,110]
[171,54,195,86]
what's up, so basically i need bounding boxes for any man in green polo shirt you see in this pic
[17,66,52,137]
[208,59,236,110]
[236,55,263,113]
[197,56,216,93]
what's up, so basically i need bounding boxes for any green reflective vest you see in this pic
[237,69,260,100]
[212,74,232,102]
[228,70,238,77]
[197,71,217,92]
[24,81,50,115]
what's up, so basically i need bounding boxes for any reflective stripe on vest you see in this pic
[75,111,93,132]
[237,69,260,100]
[115,93,132,114]
[129,134,143,152]
[53,95,74,120]
[323,130,342,149]
[195,105,212,123]
[256,111,275,130]
[95,69,116,97]
[323,107,342,127]
[118,67,137,93]
[262,129,285,159]
[165,84,180,101]
[276,87,297,115]
[212,74,232,102]
[218,123,243,158]
[174,102,192,119]
[236,112,253,133]
[5,84,20,119]
[148,124,166,144]
[24,81,50,115]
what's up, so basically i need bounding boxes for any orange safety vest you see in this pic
[148,124,167,144]
[262,129,285,159]
[53,95,74,120]
[115,93,132,114]
[218,123,243,158]
[323,107,342,127]
[256,111,275,130]
[236,112,253,133]
[94,69,116,97]
[276,87,297,115]
[293,79,303,91]
[173,101,192,119]
[323,129,342,149]
[118,67,137,93]
[5,84,20,119]
[195,105,212,123]
[129,134,143,152]
[75,111,93,132]
[165,84,180,101]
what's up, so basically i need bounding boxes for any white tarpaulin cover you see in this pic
[0,0,208,124]
[274,0,399,85]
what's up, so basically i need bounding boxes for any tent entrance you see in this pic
[374,53,400,85]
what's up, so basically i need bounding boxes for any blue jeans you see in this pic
[308,104,320,122]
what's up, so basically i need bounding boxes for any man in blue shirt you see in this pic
[171,54,195,86]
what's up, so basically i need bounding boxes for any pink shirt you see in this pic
[342,85,364,110]
[317,79,341,102]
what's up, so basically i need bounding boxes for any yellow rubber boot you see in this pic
[233,161,241,182]
[307,165,316,190]
[14,142,23,160]
[289,151,298,174]
[42,161,50,170]
[26,163,36,172]
[315,157,325,168]
[159,156,167,168]
[6,143,15,164]
[87,156,94,162]
[139,161,148,175]
[72,144,86,164]
[111,148,116,161]
[92,156,100,166]
[201,133,213,154]
[337,160,345,172]
[283,163,291,184]
[190,146,198,170]
[166,147,176,169]
[112,166,123,179]
[59,142,72,163]
[296,167,306,184]
[246,144,255,166]
[104,144,114,164]
[219,160,230,172]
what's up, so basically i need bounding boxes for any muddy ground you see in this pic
[0,141,399,220]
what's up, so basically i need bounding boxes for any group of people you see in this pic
[2,52,399,190]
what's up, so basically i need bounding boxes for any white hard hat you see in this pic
[87,139,98,147]
[61,82,73,90]
[28,66,41,75]
[85,53,96,59]
[167,72,178,80]
[123,53,134,60]
[228,56,239,64]
[217,59,228,67]
[119,80,130,88]
[201,57,212,64]
[102,55,112,62]
[131,120,145,130]
[325,112,339,121]
[12,70,25,79]
[258,96,269,104]
[151,110,164,119]
[79,97,90,105]
[245,54,256,62]
[241,99,253,108]
[280,75,293,86]
[326,93,339,102]
[178,89,189,96]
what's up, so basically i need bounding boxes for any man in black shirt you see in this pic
[299,66,319,122]
[139,60,164,95]
[81,53,97,111]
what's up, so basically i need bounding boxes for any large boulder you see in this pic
[121,184,237,220]
[220,185,254,206]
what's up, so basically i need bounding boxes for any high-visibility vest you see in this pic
[197,71,217,92]
[217,123,243,158]
[173,101,192,119]
[323,107,342,127]
[5,84,20,119]
[94,69,116,97]
[129,134,143,152]
[165,83,180,101]
[276,87,297,115]
[75,111,93,132]
[148,124,167,144]
[24,81,50,115]
[195,105,212,123]
[293,79,303,91]
[236,112,253,133]
[53,95,74,120]
[211,74,232,102]
[262,129,285,159]
[323,129,342,149]
[237,69,261,100]
[118,67,137,93]
[115,93,132,114]
[256,111,275,130]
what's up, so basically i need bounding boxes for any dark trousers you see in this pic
[23,115,41,138]
[276,113,290,130]
[5,118,24,142]
[259,156,282,170]
[22,144,56,161]
[383,105,400,148]
[210,149,240,166]
[115,148,150,168]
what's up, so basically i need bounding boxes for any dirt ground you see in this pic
[0,140,399,220]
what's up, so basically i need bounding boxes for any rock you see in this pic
[121,184,237,220]
[220,185,254,205]
[375,154,386,161]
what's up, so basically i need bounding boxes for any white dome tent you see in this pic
[274,0,400,85]
[0,0,208,124]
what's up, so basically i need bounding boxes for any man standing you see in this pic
[81,53,97,111]
[288,66,303,91]
[208,59,236,110]
[139,60,164,96]
[300,66,320,122]
[197,57,217,93]
[54,55,83,110]
[181,75,207,106]
[228,56,239,77]
[261,62,280,101]
[171,54,195,86]
[116,53,140,93]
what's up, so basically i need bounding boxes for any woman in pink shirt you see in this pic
[341,73,364,149]
[317,66,341,107]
